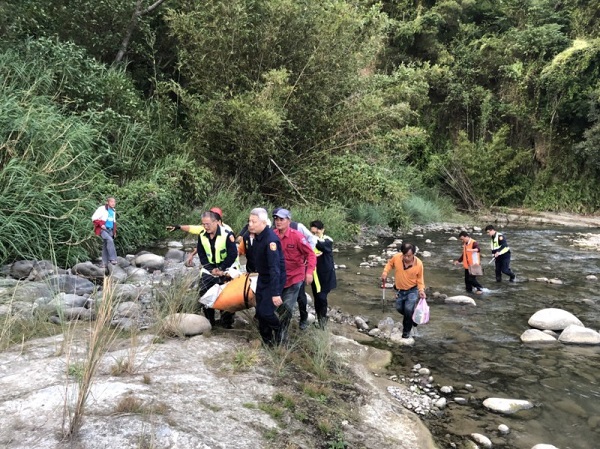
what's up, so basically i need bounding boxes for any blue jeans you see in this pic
[395,287,418,336]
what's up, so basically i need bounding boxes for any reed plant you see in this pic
[62,276,120,438]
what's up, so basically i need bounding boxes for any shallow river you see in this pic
[328,226,600,449]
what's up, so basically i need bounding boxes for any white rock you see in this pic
[448,236,457,241]
[558,324,600,345]
[420,251,432,257]
[167,241,184,248]
[444,295,477,306]
[425,239,432,244]
[434,398,447,409]
[520,329,557,343]
[471,433,492,448]
[163,313,211,336]
[531,445,559,449]
[586,275,598,280]
[355,316,369,331]
[548,278,563,285]
[498,424,509,434]
[483,398,533,414]
[440,386,454,394]
[528,308,583,331]
[368,328,382,337]
[134,253,165,272]
[535,277,549,282]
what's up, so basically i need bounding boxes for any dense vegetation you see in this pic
[1,0,598,264]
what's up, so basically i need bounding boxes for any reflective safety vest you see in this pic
[200,228,228,265]
[462,238,480,269]
[490,232,510,256]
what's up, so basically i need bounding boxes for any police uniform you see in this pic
[197,225,238,326]
[490,231,515,282]
[253,225,286,345]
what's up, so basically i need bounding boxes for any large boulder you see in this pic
[9,260,34,280]
[163,313,212,336]
[28,260,63,281]
[528,308,583,331]
[134,253,165,273]
[125,267,149,283]
[72,262,106,279]
[46,275,96,295]
[165,249,185,262]
[558,325,600,345]
[444,295,477,306]
[1,282,53,305]
[520,329,558,343]
[483,398,534,414]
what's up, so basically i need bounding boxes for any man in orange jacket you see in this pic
[454,231,484,294]
[381,242,426,338]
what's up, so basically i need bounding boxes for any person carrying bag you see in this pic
[453,231,484,295]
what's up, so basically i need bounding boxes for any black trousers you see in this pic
[494,252,514,281]
[464,269,483,292]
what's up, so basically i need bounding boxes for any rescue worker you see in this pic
[272,207,317,330]
[248,208,287,346]
[309,220,337,328]
[196,211,238,327]
[381,243,426,339]
[453,231,484,294]
[272,208,316,343]
[168,207,233,267]
[485,225,516,282]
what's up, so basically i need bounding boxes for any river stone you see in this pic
[9,260,35,280]
[531,445,559,449]
[111,284,144,302]
[389,332,414,345]
[528,308,583,331]
[520,329,557,343]
[61,307,94,321]
[355,316,369,331]
[107,264,128,283]
[167,241,184,249]
[498,424,510,434]
[46,274,96,295]
[72,261,105,278]
[163,313,212,336]
[134,253,165,272]
[586,275,598,280]
[54,293,88,308]
[471,433,492,448]
[536,277,549,282]
[548,278,563,285]
[0,282,53,305]
[444,295,477,306]
[116,301,141,318]
[29,260,62,281]
[440,386,453,394]
[434,398,447,409]
[126,267,149,283]
[165,249,185,262]
[483,398,534,414]
[558,324,600,345]
[368,328,382,337]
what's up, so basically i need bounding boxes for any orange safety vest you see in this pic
[462,238,480,269]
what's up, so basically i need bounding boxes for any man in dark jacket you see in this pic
[309,220,337,328]
[248,208,287,346]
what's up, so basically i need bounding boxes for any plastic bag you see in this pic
[412,297,430,325]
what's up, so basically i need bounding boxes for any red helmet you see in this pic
[210,207,223,220]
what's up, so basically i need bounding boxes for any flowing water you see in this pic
[328,226,600,449]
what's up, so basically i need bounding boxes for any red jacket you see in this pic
[274,227,317,288]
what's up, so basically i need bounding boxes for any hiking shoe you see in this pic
[509,275,516,282]
[299,321,309,330]
[402,333,410,339]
